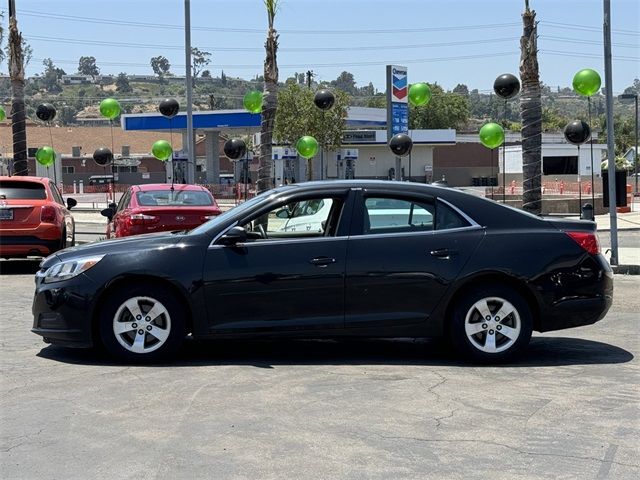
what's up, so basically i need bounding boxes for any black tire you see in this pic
[98,284,186,362]
[448,284,532,363]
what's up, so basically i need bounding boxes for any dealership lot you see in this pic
[1,266,638,479]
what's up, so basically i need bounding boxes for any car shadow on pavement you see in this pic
[36,336,634,368]
[0,259,41,275]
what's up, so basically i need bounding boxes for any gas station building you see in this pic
[120,107,456,185]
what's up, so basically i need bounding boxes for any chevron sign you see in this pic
[391,67,408,103]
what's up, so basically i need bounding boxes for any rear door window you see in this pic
[0,181,47,200]
[50,183,64,205]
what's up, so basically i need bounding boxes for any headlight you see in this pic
[38,255,104,283]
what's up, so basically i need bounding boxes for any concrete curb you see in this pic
[611,264,640,275]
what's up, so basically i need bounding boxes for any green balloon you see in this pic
[152,140,173,162]
[243,90,263,114]
[295,136,319,159]
[0,106,6,122]
[479,123,505,149]
[573,69,601,97]
[408,83,431,107]
[35,146,56,167]
[99,98,121,120]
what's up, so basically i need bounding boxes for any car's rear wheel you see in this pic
[98,285,185,362]
[449,284,532,363]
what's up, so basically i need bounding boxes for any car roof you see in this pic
[133,183,208,193]
[0,175,50,184]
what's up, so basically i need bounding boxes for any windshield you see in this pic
[188,192,270,236]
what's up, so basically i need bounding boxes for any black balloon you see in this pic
[36,103,57,122]
[223,138,247,160]
[564,120,591,145]
[159,98,180,118]
[493,74,520,100]
[93,147,113,166]
[314,89,335,111]
[388,134,413,157]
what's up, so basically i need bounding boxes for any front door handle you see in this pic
[430,248,458,258]
[309,257,336,267]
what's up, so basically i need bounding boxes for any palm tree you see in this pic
[8,12,28,176]
[257,0,280,194]
[519,0,542,213]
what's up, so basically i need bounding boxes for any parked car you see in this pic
[32,180,613,363]
[0,176,76,259]
[101,183,222,238]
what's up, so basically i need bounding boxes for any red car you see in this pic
[0,176,76,259]
[103,183,222,238]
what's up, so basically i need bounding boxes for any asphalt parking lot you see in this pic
[1,263,638,480]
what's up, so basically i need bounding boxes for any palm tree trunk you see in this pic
[258,3,279,194]
[8,16,27,176]
[519,0,542,213]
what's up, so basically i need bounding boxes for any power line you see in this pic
[541,20,640,36]
[25,34,521,53]
[19,10,521,35]
[32,52,521,71]
[18,10,640,36]
[540,35,639,49]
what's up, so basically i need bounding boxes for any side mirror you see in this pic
[100,207,114,221]
[218,226,247,245]
[108,202,117,210]
[66,197,77,210]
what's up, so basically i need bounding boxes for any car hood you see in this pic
[41,232,184,268]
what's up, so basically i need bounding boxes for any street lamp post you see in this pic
[619,93,639,195]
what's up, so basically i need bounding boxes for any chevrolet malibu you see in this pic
[32,180,613,363]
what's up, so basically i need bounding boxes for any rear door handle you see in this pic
[309,257,336,267]
[430,248,458,258]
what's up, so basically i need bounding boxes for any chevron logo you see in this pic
[391,67,408,102]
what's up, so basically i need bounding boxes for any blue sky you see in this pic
[4,0,639,94]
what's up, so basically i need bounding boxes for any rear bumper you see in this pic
[537,254,614,332]
[0,236,60,257]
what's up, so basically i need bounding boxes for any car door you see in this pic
[111,190,132,237]
[49,182,74,240]
[201,190,354,333]
[345,190,484,329]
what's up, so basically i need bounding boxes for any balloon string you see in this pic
[169,119,175,189]
[578,145,582,209]
[110,119,115,202]
[47,123,57,187]
[503,100,507,203]
[588,97,595,208]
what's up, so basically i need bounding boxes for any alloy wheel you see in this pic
[112,296,172,354]
[464,296,521,354]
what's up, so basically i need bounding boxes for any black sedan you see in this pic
[32,180,613,363]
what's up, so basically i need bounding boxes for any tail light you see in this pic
[566,231,600,255]
[128,213,158,226]
[41,205,57,223]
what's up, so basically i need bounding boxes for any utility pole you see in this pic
[184,0,195,184]
[603,0,619,265]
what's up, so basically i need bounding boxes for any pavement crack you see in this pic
[374,435,639,468]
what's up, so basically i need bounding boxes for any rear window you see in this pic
[0,181,47,200]
[136,190,213,207]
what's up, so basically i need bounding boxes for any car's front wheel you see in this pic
[449,284,532,363]
[98,285,185,362]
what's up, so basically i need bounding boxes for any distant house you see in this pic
[62,75,93,85]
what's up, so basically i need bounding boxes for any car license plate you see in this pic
[0,209,13,220]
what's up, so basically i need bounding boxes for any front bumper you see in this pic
[31,274,98,348]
